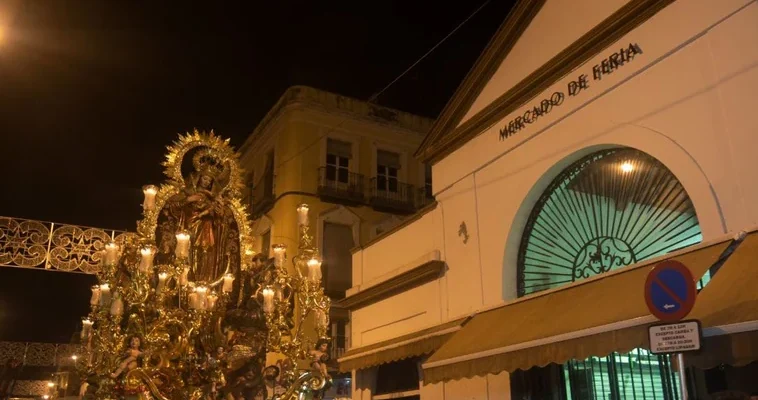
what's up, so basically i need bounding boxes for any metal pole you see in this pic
[677,353,688,400]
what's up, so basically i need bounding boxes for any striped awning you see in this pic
[338,316,470,373]
[421,237,734,384]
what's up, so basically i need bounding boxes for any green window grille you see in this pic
[517,148,701,400]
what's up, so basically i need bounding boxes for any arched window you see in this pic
[515,147,701,400]
[518,147,702,296]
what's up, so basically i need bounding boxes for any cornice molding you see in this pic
[337,260,446,311]
[414,0,546,162]
[240,86,433,157]
[417,0,675,164]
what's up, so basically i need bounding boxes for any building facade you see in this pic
[238,86,434,397]
[340,0,758,399]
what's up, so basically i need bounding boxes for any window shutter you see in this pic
[377,150,401,169]
[327,139,352,159]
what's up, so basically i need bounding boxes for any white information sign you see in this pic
[648,320,701,354]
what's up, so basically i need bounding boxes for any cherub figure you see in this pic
[207,345,228,398]
[111,336,142,378]
[309,339,330,378]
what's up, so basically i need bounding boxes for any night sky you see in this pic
[0,0,515,342]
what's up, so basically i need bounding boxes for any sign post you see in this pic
[644,260,700,400]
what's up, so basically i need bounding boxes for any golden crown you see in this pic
[192,149,226,179]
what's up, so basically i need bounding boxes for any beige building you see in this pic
[238,86,434,396]
[340,0,758,399]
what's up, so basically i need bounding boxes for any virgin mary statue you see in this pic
[158,150,240,285]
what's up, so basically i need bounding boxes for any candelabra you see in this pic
[75,131,331,400]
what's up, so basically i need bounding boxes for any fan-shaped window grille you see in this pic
[516,147,702,400]
[518,147,702,297]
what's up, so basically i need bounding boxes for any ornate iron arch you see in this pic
[516,147,702,297]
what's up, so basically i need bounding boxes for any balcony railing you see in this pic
[317,167,365,204]
[369,178,416,214]
[0,216,134,274]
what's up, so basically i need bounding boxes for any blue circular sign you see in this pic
[644,260,697,321]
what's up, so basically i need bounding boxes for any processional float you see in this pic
[76,131,332,400]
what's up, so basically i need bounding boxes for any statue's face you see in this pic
[199,174,213,189]
[318,342,328,352]
[130,337,141,349]
[216,346,224,356]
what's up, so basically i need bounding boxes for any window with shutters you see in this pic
[322,222,354,299]
[376,150,400,193]
[326,139,351,184]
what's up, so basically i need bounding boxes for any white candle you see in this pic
[179,267,189,286]
[222,273,234,293]
[297,204,309,226]
[188,292,199,310]
[81,318,93,340]
[104,242,119,265]
[142,185,158,211]
[157,272,168,293]
[109,292,124,316]
[207,293,218,310]
[273,244,286,268]
[262,287,275,313]
[175,231,190,258]
[99,284,111,307]
[90,285,101,306]
[195,286,208,310]
[139,246,155,272]
[307,257,322,282]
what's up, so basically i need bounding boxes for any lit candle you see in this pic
[207,293,218,310]
[104,242,119,265]
[99,284,111,307]
[139,246,155,272]
[109,292,124,316]
[262,287,275,313]
[297,204,310,226]
[90,285,101,306]
[142,185,158,211]
[179,267,189,286]
[195,286,208,311]
[222,273,234,293]
[81,318,93,340]
[273,244,286,268]
[157,272,168,293]
[307,256,322,282]
[175,231,190,258]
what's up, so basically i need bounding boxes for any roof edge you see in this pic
[414,0,546,161]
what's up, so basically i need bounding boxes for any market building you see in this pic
[338,0,758,398]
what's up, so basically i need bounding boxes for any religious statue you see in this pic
[111,336,143,378]
[160,149,240,285]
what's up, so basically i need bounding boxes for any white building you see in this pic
[338,0,758,399]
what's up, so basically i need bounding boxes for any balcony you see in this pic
[369,178,416,214]
[251,173,275,217]
[318,167,365,205]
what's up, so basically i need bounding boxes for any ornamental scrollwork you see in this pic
[0,217,49,268]
[0,216,127,274]
[572,236,636,280]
